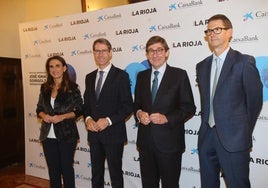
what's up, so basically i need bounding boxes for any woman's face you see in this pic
[48,59,66,80]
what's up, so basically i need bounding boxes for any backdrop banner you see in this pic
[19,0,268,187]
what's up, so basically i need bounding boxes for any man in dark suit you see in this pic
[83,38,133,188]
[134,35,196,188]
[196,14,263,188]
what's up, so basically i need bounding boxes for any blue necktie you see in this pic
[95,71,104,100]
[208,58,220,127]
[151,71,159,103]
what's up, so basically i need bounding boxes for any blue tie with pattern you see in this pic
[151,71,159,103]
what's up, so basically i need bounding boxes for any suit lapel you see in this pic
[98,65,115,100]
[153,65,170,105]
[216,48,234,91]
[89,70,98,101]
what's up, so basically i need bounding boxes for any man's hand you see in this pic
[86,118,98,132]
[150,113,168,125]
[138,110,151,125]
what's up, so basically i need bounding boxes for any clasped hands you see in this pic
[138,110,168,125]
[43,114,64,124]
[86,118,109,132]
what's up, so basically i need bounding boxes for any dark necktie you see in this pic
[95,71,104,100]
[208,58,220,127]
[151,71,159,103]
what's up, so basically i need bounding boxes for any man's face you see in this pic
[206,19,232,50]
[93,42,112,69]
[146,42,169,70]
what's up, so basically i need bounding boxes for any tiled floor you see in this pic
[0,163,50,188]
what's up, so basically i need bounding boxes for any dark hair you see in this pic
[208,14,233,29]
[44,56,72,93]
[146,36,169,52]
[93,38,112,51]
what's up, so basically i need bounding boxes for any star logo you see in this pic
[243,12,254,21]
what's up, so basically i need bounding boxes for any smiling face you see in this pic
[48,59,66,81]
[146,42,169,70]
[206,19,233,55]
[93,42,112,70]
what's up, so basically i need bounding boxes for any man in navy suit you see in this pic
[84,38,133,188]
[196,14,263,188]
[134,36,196,188]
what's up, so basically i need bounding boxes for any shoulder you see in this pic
[69,81,79,90]
[136,68,150,80]
[86,69,97,79]
[111,65,130,78]
[166,65,187,75]
[197,55,212,68]
[229,49,255,67]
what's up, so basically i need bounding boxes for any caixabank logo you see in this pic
[243,10,268,21]
[149,22,181,32]
[231,35,258,43]
[131,44,145,52]
[28,162,46,171]
[24,53,41,59]
[71,49,91,56]
[83,32,106,40]
[97,13,121,22]
[181,166,200,174]
[169,0,203,11]
[75,174,91,181]
[33,39,51,45]
[44,23,63,30]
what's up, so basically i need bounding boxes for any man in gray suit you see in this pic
[196,14,263,188]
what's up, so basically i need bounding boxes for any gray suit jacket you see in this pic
[196,48,263,152]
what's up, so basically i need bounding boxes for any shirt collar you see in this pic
[98,63,112,73]
[152,62,167,75]
[213,47,230,62]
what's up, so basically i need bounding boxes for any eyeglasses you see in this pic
[93,49,110,54]
[147,48,165,56]
[204,27,229,36]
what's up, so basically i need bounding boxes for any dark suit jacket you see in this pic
[134,64,196,153]
[196,48,263,152]
[83,65,133,144]
[36,82,83,142]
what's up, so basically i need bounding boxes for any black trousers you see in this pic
[139,139,182,188]
[42,138,77,188]
[90,141,124,188]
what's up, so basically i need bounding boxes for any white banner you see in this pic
[19,0,268,187]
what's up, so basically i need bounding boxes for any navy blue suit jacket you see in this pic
[83,65,133,144]
[134,64,196,153]
[196,48,263,152]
